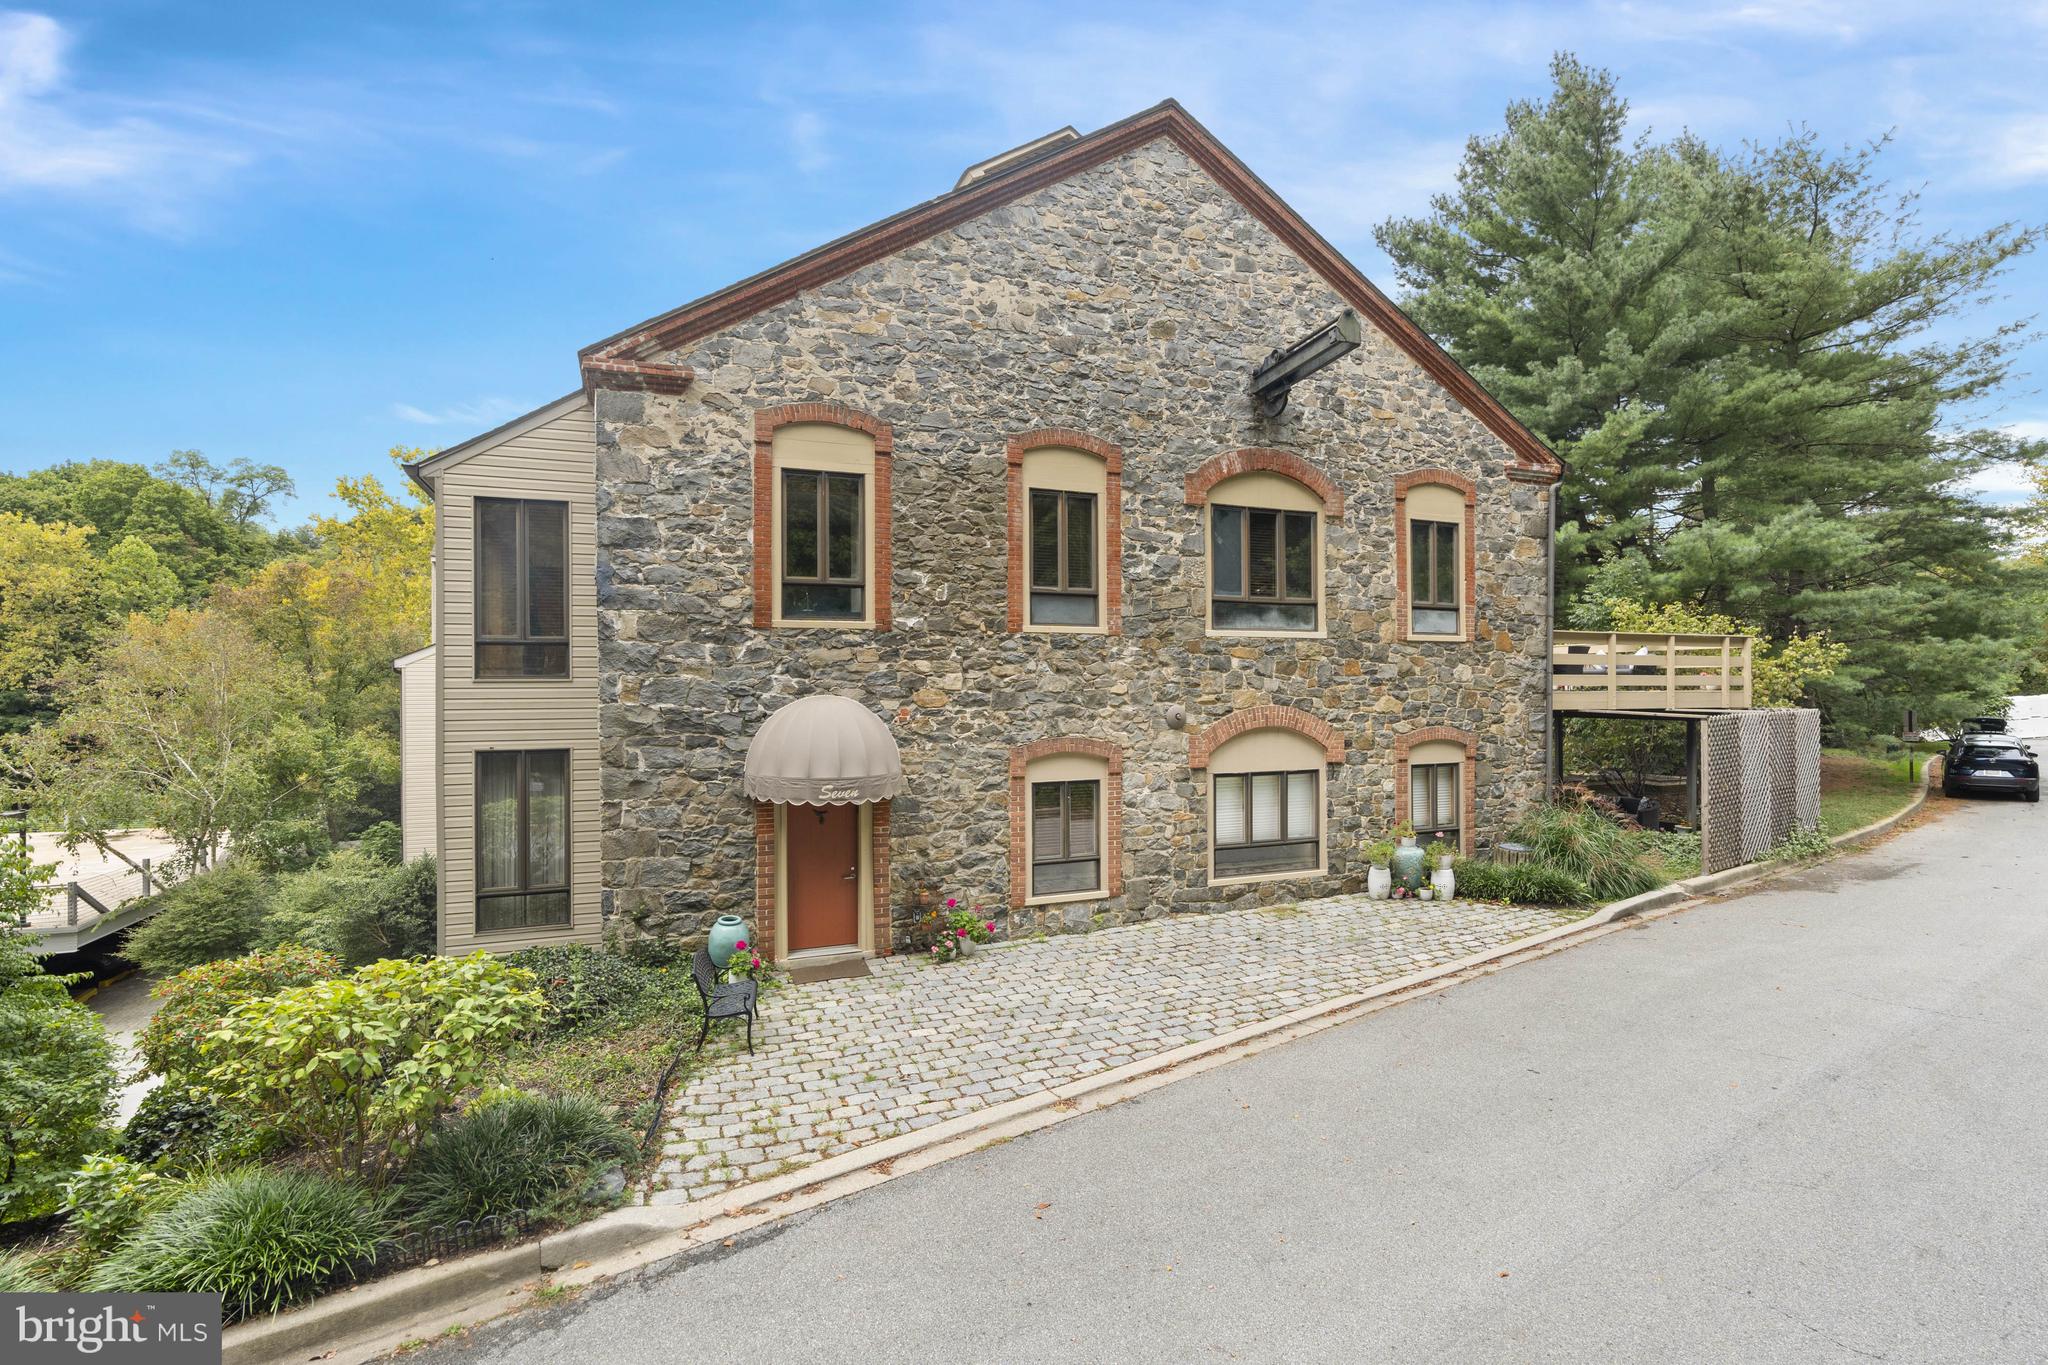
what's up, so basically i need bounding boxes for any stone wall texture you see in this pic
[592,137,1555,947]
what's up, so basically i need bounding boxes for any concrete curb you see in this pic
[224,782,1937,1365]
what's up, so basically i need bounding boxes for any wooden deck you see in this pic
[1553,630,1753,713]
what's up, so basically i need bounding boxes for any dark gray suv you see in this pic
[1943,734,2040,802]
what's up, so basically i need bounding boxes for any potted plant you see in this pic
[1426,840,1456,900]
[1390,823,1425,892]
[926,899,995,963]
[1365,840,1395,900]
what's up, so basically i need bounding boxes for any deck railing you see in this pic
[1552,631,1753,712]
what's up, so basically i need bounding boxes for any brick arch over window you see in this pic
[1187,705,1345,771]
[1008,737,1124,907]
[1392,723,1478,856]
[1394,468,1478,642]
[1006,428,1123,635]
[753,403,895,630]
[1183,449,1344,519]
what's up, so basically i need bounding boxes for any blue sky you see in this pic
[4,0,2047,523]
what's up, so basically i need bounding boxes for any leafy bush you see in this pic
[86,1167,387,1321]
[1770,826,1834,862]
[0,1249,53,1291]
[258,853,435,966]
[503,944,654,1030]
[401,1093,634,1225]
[1508,804,1671,902]
[1,852,117,1220]
[1450,859,1594,907]
[202,953,544,1184]
[241,818,333,875]
[137,945,343,1086]
[118,1087,228,1171]
[354,821,403,866]
[122,863,275,976]
[61,1153,174,1250]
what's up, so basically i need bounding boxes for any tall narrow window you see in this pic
[475,498,569,678]
[1030,779,1101,896]
[1410,519,1459,635]
[1028,489,1098,626]
[781,469,865,620]
[1410,760,1460,848]
[1211,505,1317,631]
[1212,769,1319,874]
[476,749,571,931]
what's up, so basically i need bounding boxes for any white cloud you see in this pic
[391,397,530,428]
[0,11,249,228]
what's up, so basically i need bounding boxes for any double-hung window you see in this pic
[1212,769,1319,875]
[1409,519,1459,636]
[1028,489,1097,627]
[1211,505,1317,632]
[781,469,865,621]
[476,749,571,931]
[1410,760,1460,849]
[475,498,569,678]
[1030,779,1101,897]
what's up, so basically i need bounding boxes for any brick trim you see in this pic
[579,358,694,396]
[1007,738,1124,908]
[1392,724,1478,857]
[1184,448,1344,519]
[753,404,895,631]
[1005,430,1124,635]
[1187,705,1345,770]
[1393,468,1478,643]
[754,798,895,960]
[578,103,1561,481]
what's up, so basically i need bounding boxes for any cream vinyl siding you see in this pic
[396,647,437,862]
[434,401,602,953]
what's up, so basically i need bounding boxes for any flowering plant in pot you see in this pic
[721,939,776,985]
[923,899,996,964]
[1365,840,1395,900]
[1425,841,1457,901]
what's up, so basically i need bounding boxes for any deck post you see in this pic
[1666,635,1677,708]
[1684,719,1701,824]
[1607,632,1618,708]
[1552,709,1567,788]
[1719,637,1731,708]
[1740,637,1753,706]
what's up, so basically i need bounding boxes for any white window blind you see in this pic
[1215,775,1247,845]
[1287,772,1317,839]
[1250,774,1284,843]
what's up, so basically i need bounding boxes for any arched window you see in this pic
[1007,430,1121,635]
[754,405,893,630]
[1395,726,1478,856]
[1395,471,1476,642]
[1206,726,1331,882]
[1186,451,1342,638]
[1008,738,1123,906]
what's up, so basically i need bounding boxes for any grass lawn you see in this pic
[1818,749,1923,837]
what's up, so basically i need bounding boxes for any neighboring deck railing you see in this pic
[1552,631,1753,712]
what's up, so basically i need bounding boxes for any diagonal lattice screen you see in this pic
[1701,708,1821,874]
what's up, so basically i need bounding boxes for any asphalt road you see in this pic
[420,794,2048,1364]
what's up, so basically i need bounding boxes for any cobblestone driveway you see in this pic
[650,893,1578,1203]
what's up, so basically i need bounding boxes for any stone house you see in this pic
[399,101,1563,967]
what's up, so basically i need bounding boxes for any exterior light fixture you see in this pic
[1251,308,1363,418]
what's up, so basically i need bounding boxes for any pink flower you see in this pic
[984,921,995,933]
[751,955,762,968]
[734,939,748,951]
[955,927,967,937]
[946,898,958,909]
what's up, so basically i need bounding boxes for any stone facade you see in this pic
[591,136,1554,949]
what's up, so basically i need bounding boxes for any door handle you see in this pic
[842,867,858,881]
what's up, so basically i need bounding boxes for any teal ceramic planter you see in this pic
[1391,838,1426,892]
[707,915,748,968]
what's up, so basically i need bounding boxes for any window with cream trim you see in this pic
[1404,483,1466,639]
[1406,738,1467,853]
[771,423,877,627]
[1023,751,1108,900]
[1206,471,1323,634]
[1020,445,1108,632]
[1207,726,1328,881]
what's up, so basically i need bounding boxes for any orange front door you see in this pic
[786,804,861,952]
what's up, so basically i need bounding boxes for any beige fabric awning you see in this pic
[743,695,906,806]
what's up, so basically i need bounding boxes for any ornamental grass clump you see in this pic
[85,1167,387,1322]
[399,1093,635,1226]
[1509,804,1670,902]
[1447,859,1593,907]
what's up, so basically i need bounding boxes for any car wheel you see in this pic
[1943,781,1959,797]
[2027,790,2040,804]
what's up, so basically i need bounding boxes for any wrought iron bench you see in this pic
[691,947,759,1053]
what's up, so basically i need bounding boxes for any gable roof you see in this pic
[402,391,587,496]
[580,100,1562,482]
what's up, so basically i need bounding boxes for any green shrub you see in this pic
[123,863,276,975]
[258,853,436,967]
[119,1086,232,1172]
[1770,826,1833,862]
[137,946,343,1086]
[504,944,654,1030]
[354,821,403,866]
[61,1153,175,1250]
[202,953,544,1184]
[1508,804,1671,902]
[86,1167,387,1321]
[1,898,116,1222]
[401,1093,634,1225]
[1450,859,1594,907]
[0,1249,53,1291]
[241,818,333,875]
